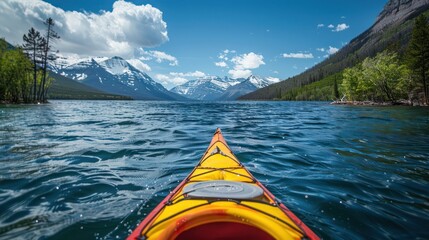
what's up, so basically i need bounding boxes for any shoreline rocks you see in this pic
[330,100,427,106]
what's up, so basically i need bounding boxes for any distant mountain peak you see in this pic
[171,75,277,100]
[99,56,134,75]
[51,56,184,100]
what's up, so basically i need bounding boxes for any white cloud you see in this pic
[317,24,324,28]
[218,49,235,61]
[341,16,346,19]
[231,52,265,70]
[333,23,349,32]
[316,48,325,52]
[146,50,178,66]
[283,53,314,59]
[155,74,188,86]
[266,77,280,83]
[170,71,206,78]
[328,46,339,54]
[215,51,264,78]
[215,61,228,68]
[328,24,335,28]
[228,69,252,79]
[0,0,169,58]
[127,59,151,72]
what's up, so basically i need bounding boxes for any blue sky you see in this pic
[0,0,387,89]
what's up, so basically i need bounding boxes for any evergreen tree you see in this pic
[333,77,339,99]
[40,17,60,102]
[0,38,7,99]
[22,27,44,102]
[406,15,429,104]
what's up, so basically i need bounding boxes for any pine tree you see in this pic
[406,15,429,104]
[333,77,339,99]
[40,18,60,102]
[22,28,44,102]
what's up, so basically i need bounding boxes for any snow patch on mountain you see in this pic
[50,56,185,100]
[99,56,131,75]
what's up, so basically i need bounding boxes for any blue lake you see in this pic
[0,100,428,239]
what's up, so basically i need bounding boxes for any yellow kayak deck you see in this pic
[128,128,319,240]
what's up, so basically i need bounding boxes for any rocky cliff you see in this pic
[373,0,429,32]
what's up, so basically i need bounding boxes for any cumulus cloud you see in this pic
[231,52,265,70]
[328,24,335,29]
[145,50,178,66]
[328,46,339,54]
[155,74,188,87]
[316,48,325,52]
[155,71,209,88]
[0,0,169,58]
[317,24,325,28]
[229,52,264,78]
[266,77,280,83]
[215,61,228,68]
[127,59,151,72]
[228,69,252,79]
[215,51,264,78]
[332,23,349,32]
[283,53,314,59]
[170,71,206,78]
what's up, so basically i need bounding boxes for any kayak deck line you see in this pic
[128,128,320,240]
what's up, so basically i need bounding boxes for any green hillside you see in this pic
[278,72,343,101]
[47,72,132,100]
[241,7,429,101]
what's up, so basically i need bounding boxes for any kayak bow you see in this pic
[128,128,319,240]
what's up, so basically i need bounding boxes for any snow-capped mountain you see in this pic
[170,76,243,100]
[52,56,184,100]
[170,75,278,100]
[218,75,280,100]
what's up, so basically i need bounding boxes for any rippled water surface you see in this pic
[0,100,428,239]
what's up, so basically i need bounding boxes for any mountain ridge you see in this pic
[171,75,279,100]
[240,0,429,100]
[53,56,186,100]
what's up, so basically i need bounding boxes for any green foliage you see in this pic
[0,43,34,103]
[406,14,429,103]
[341,64,364,101]
[242,9,429,101]
[280,72,343,101]
[341,51,411,102]
[22,27,44,102]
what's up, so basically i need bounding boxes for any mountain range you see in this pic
[50,55,280,101]
[171,75,279,100]
[51,56,185,100]
[241,0,429,100]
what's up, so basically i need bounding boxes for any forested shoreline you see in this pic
[0,18,59,104]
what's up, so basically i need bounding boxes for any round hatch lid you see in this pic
[183,180,263,200]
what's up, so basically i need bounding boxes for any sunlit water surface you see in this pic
[0,100,428,239]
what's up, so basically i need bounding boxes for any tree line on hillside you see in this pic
[0,18,59,104]
[272,14,428,105]
[341,15,429,105]
[241,9,429,101]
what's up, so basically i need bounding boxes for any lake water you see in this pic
[0,100,428,239]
